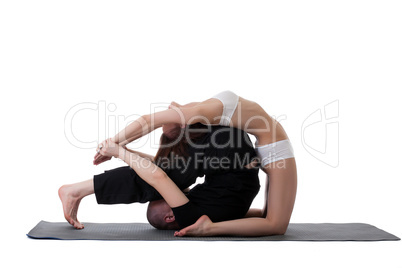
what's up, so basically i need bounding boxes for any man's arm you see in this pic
[98,138,189,208]
[117,146,189,208]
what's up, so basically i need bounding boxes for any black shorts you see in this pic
[93,166,161,204]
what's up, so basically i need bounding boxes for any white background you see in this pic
[1,1,401,267]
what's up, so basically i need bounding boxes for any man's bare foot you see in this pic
[58,184,85,229]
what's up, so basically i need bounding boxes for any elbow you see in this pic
[140,114,151,126]
[139,114,158,131]
[272,222,289,235]
[149,168,169,187]
[264,218,289,235]
[275,226,287,236]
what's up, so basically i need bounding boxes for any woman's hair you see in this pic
[154,123,208,164]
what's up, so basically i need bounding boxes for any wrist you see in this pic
[118,146,127,161]
[110,136,118,145]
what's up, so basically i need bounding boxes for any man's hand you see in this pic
[93,153,112,165]
[174,215,213,237]
[93,138,112,165]
[93,138,121,165]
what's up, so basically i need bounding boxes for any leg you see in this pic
[58,178,94,229]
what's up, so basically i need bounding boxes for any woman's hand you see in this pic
[174,215,213,237]
[96,138,122,159]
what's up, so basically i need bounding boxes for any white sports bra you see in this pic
[211,90,239,126]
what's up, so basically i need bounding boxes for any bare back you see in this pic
[224,96,289,145]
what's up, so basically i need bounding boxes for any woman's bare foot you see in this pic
[174,215,213,237]
[58,179,94,229]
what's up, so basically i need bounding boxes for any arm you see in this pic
[98,138,189,208]
[123,146,154,162]
[118,147,189,208]
[175,159,297,237]
[94,109,197,165]
[94,97,222,165]
[175,215,286,237]
[169,101,200,109]
[244,208,264,218]
[112,98,222,146]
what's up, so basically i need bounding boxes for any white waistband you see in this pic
[255,139,295,166]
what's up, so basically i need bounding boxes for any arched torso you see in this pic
[210,96,289,146]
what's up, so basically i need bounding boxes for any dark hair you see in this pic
[154,123,208,164]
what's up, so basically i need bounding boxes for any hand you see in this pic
[174,215,213,237]
[93,139,112,165]
[96,138,122,159]
[93,153,112,166]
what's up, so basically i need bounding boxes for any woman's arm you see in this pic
[94,97,222,165]
[112,98,222,146]
[175,215,286,237]
[94,108,198,165]
[175,158,297,237]
[169,101,200,109]
[244,208,264,218]
[99,138,189,208]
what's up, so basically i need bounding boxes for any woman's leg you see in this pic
[58,178,94,229]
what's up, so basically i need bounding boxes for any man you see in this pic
[59,125,260,230]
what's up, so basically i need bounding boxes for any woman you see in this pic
[94,91,297,236]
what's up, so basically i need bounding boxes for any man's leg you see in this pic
[58,179,94,229]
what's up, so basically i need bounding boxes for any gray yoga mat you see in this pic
[27,221,400,241]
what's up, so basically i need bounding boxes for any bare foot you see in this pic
[174,215,213,237]
[58,184,85,229]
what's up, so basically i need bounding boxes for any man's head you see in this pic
[147,199,180,230]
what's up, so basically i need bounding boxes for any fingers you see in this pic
[96,139,109,153]
[93,151,106,165]
[94,139,116,165]
[94,152,103,162]
[93,155,110,165]
[93,157,103,165]
[97,140,109,156]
